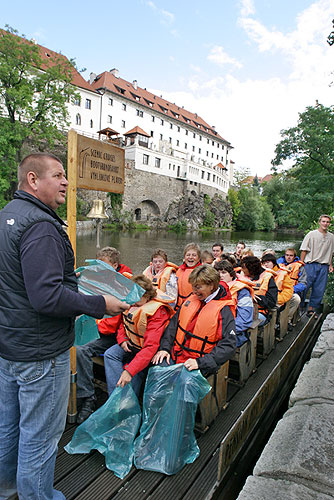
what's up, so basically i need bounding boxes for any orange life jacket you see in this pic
[122,291,174,349]
[274,265,294,305]
[175,267,194,308]
[228,278,254,306]
[173,294,235,359]
[281,260,304,282]
[143,262,178,292]
[250,269,276,296]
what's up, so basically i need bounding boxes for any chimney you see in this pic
[133,80,138,90]
[110,68,119,78]
[89,72,97,85]
[212,125,215,130]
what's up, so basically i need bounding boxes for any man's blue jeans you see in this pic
[304,262,329,311]
[0,351,70,500]
[104,344,145,397]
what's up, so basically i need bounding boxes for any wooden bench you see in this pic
[257,308,277,358]
[196,361,229,431]
[276,300,290,340]
[229,320,260,385]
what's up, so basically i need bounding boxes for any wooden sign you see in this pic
[77,134,125,193]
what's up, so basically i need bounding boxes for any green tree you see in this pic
[0,26,78,207]
[227,188,241,219]
[272,103,334,228]
[233,165,251,188]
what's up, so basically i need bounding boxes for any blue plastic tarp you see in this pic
[65,384,141,479]
[134,364,211,475]
[76,259,144,305]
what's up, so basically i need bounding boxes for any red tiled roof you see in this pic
[260,174,273,183]
[0,29,96,93]
[91,72,231,144]
[124,126,150,137]
[97,127,119,136]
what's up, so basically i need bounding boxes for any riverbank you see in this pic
[237,313,334,500]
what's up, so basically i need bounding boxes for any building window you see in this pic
[185,130,188,135]
[122,103,127,111]
[170,123,173,129]
[217,143,220,148]
[217,154,219,160]
[176,139,180,146]
[151,131,154,137]
[169,137,172,144]
[192,146,195,152]
[90,119,93,128]
[75,113,81,125]
[143,154,149,165]
[108,98,113,106]
[85,99,91,110]
[160,134,163,140]
[221,156,224,161]
[193,133,196,138]
[213,174,216,182]
[185,143,187,149]
[136,109,143,117]
[74,96,81,106]
[201,170,204,179]
[212,140,215,146]
[206,151,209,157]
[207,139,210,144]
[222,145,225,150]
[199,135,202,141]
[107,115,112,123]
[173,165,175,171]
[121,120,126,128]
[152,115,155,122]
[199,148,201,154]
[155,157,161,168]
[160,118,164,125]
[207,172,210,180]
[211,153,214,158]
[177,126,180,132]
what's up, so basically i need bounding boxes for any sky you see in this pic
[1,0,334,176]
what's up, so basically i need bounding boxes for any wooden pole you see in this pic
[67,129,78,423]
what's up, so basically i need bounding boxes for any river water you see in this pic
[76,229,303,274]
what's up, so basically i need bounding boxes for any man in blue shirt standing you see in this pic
[0,153,128,500]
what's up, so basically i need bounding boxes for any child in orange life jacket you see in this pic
[241,256,278,326]
[143,248,178,307]
[214,260,254,347]
[104,275,174,396]
[152,265,236,375]
[261,254,294,306]
[75,247,133,424]
[175,242,202,309]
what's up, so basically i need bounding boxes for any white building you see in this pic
[70,68,234,196]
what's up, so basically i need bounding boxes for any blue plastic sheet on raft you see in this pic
[134,364,211,475]
[64,384,141,479]
[74,314,99,346]
[76,259,144,305]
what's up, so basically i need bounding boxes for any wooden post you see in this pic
[67,129,77,261]
[67,129,78,423]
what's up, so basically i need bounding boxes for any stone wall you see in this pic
[237,314,334,500]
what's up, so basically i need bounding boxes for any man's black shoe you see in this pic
[76,397,96,424]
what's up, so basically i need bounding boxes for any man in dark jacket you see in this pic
[0,153,128,500]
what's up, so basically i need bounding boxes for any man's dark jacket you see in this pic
[0,191,104,361]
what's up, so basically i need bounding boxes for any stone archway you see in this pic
[135,200,160,221]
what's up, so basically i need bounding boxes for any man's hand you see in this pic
[120,340,131,352]
[329,264,333,273]
[116,370,132,388]
[103,296,129,316]
[184,358,198,371]
[152,350,170,365]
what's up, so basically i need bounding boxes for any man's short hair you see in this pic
[212,242,224,251]
[189,264,220,289]
[319,214,331,222]
[285,247,296,257]
[183,242,201,258]
[237,241,246,248]
[96,247,120,265]
[261,253,277,267]
[151,248,167,262]
[18,153,62,188]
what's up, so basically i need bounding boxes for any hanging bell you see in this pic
[87,199,108,219]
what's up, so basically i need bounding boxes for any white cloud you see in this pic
[239,0,255,17]
[161,9,174,24]
[207,45,243,69]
